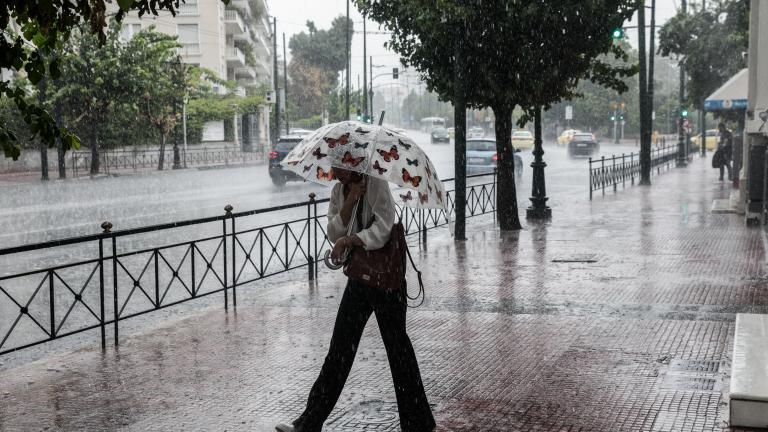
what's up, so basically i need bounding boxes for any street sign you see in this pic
[565,105,573,120]
[652,111,656,120]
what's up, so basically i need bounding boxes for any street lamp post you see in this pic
[526,106,551,220]
[183,95,188,168]
[676,0,688,167]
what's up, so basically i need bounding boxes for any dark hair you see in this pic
[718,122,726,129]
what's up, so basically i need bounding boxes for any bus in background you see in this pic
[420,116,447,132]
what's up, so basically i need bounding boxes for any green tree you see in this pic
[356,0,636,230]
[287,17,353,120]
[658,0,749,111]
[1,0,231,160]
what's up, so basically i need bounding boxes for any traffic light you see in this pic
[393,68,399,79]
[619,113,625,121]
[680,108,689,118]
[611,28,624,40]
[356,109,362,121]
[611,115,616,121]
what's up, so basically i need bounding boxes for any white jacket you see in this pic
[327,176,395,251]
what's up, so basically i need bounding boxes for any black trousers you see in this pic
[293,279,435,432]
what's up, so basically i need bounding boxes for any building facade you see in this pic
[115,0,273,149]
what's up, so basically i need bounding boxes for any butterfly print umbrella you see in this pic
[281,121,448,211]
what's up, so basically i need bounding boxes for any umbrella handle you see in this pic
[323,249,346,270]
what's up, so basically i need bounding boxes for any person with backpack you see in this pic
[713,122,733,181]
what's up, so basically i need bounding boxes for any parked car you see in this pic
[468,126,485,139]
[466,138,523,179]
[511,130,534,150]
[567,133,600,157]
[557,129,581,146]
[431,127,451,144]
[288,128,313,137]
[269,135,305,186]
[691,129,720,151]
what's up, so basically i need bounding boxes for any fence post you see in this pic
[98,222,111,349]
[111,231,119,346]
[601,156,606,196]
[631,153,635,184]
[313,197,319,276]
[612,154,617,192]
[622,154,626,188]
[48,270,55,340]
[592,157,596,201]
[308,193,315,280]
[222,205,232,310]
[154,249,159,308]
[191,241,196,297]
[493,168,497,221]
[421,209,427,244]
[230,206,237,308]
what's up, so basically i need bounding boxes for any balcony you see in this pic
[225,9,245,35]
[178,43,201,56]
[231,0,252,18]
[236,66,257,80]
[252,28,271,57]
[177,2,198,15]
[226,46,246,67]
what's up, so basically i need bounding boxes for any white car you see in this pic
[468,127,485,139]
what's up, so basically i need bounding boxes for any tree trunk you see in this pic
[90,136,99,175]
[172,130,181,169]
[492,103,522,230]
[158,134,166,171]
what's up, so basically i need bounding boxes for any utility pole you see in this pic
[362,16,368,121]
[638,0,651,184]
[676,0,688,167]
[453,19,466,241]
[272,17,280,145]
[369,55,374,120]
[648,0,656,148]
[345,0,350,120]
[283,32,289,135]
[701,0,707,157]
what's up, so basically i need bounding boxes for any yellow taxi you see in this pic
[691,129,720,151]
[511,130,534,150]
[557,129,581,146]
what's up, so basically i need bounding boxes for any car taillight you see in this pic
[492,153,498,162]
[269,151,279,160]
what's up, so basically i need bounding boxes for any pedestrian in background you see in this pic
[275,168,435,432]
[714,122,733,181]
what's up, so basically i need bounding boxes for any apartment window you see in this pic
[178,0,198,15]
[177,24,200,55]
[120,23,141,41]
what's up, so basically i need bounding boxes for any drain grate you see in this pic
[326,400,400,431]
[551,253,599,263]
[661,374,718,391]
[669,359,720,374]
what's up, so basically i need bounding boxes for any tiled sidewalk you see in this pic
[1,158,765,431]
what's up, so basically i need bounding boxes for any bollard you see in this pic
[308,193,316,280]
[229,204,237,307]
[222,204,232,310]
[589,158,593,200]
[98,221,112,349]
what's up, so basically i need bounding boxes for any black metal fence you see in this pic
[0,173,496,356]
[589,143,686,199]
[71,146,263,177]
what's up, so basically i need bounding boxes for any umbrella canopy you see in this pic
[281,121,448,211]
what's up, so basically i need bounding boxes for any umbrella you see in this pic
[280,121,448,211]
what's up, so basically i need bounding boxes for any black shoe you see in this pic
[719,176,724,181]
[275,423,295,432]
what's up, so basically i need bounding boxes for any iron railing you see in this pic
[71,147,263,177]
[0,173,496,356]
[589,143,687,199]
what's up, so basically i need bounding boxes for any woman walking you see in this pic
[275,168,435,432]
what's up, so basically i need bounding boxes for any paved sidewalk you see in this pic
[1,158,765,431]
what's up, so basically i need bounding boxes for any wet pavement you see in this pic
[0,154,763,431]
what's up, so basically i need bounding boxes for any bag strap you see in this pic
[398,216,425,308]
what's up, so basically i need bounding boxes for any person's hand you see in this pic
[331,236,349,264]
[346,181,366,203]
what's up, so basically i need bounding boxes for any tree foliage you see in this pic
[287,17,353,120]
[1,0,231,160]
[355,0,637,230]
[657,0,749,109]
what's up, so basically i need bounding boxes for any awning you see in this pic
[704,68,748,111]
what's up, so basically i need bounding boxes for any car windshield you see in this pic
[433,127,447,133]
[467,140,496,152]
[573,134,593,141]
[276,138,302,152]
